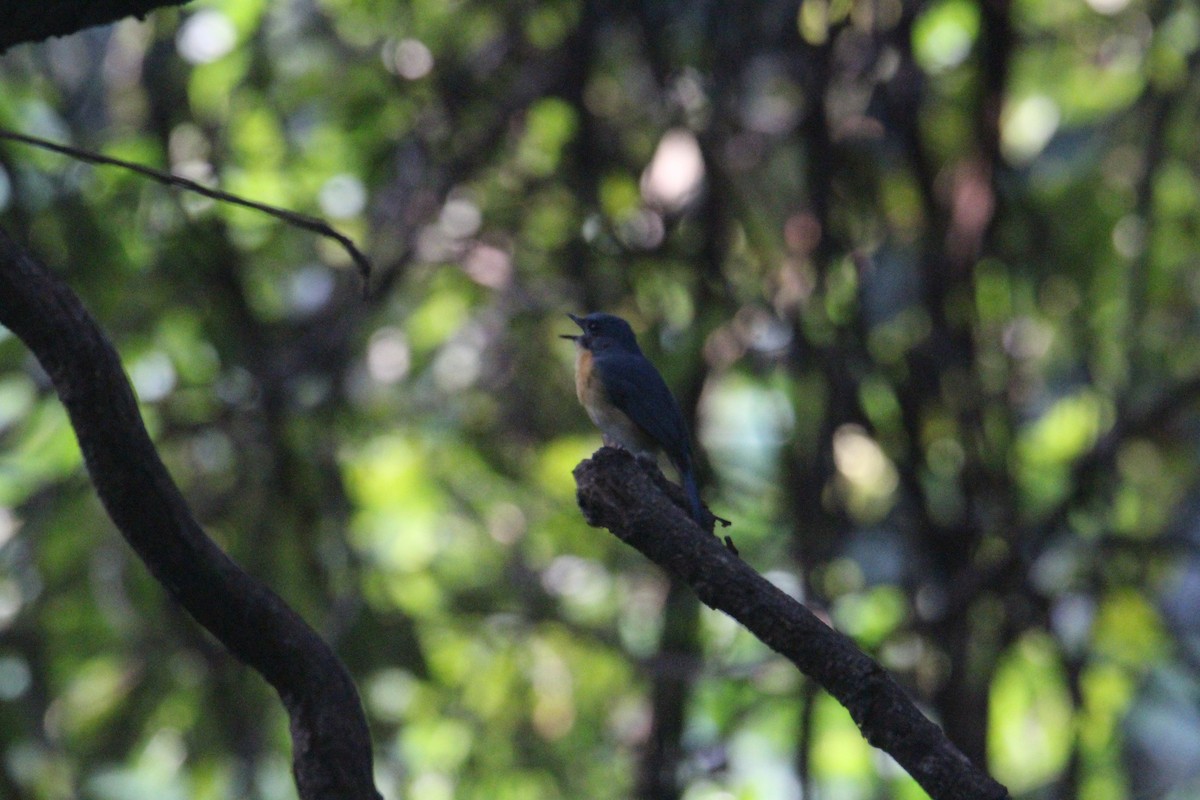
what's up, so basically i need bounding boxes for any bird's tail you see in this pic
[681,462,705,527]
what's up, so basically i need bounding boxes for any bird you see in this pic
[562,312,706,526]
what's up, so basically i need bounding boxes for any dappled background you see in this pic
[2,0,1200,797]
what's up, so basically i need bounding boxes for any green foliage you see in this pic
[989,633,1073,792]
[4,0,1200,797]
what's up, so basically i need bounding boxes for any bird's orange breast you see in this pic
[573,344,657,457]
[574,346,597,408]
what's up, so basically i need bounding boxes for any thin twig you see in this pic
[0,129,373,292]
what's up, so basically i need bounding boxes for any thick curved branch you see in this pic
[0,228,380,800]
[573,447,1010,800]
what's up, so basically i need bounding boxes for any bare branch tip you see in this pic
[0,128,375,294]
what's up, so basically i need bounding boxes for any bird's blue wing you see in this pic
[595,352,706,524]
[594,353,691,464]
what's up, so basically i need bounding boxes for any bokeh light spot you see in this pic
[318,174,367,219]
[641,129,705,211]
[176,10,237,65]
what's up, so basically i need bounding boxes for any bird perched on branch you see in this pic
[562,312,706,526]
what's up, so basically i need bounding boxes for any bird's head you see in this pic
[561,312,642,355]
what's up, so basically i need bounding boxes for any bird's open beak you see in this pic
[560,313,584,341]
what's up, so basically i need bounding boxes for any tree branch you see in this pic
[0,130,373,292]
[0,0,191,52]
[573,447,1010,800]
[0,227,380,800]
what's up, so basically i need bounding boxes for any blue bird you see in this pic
[562,312,706,525]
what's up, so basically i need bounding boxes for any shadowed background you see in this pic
[1,0,1199,798]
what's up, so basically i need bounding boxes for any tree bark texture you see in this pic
[0,228,381,800]
[573,446,1011,800]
